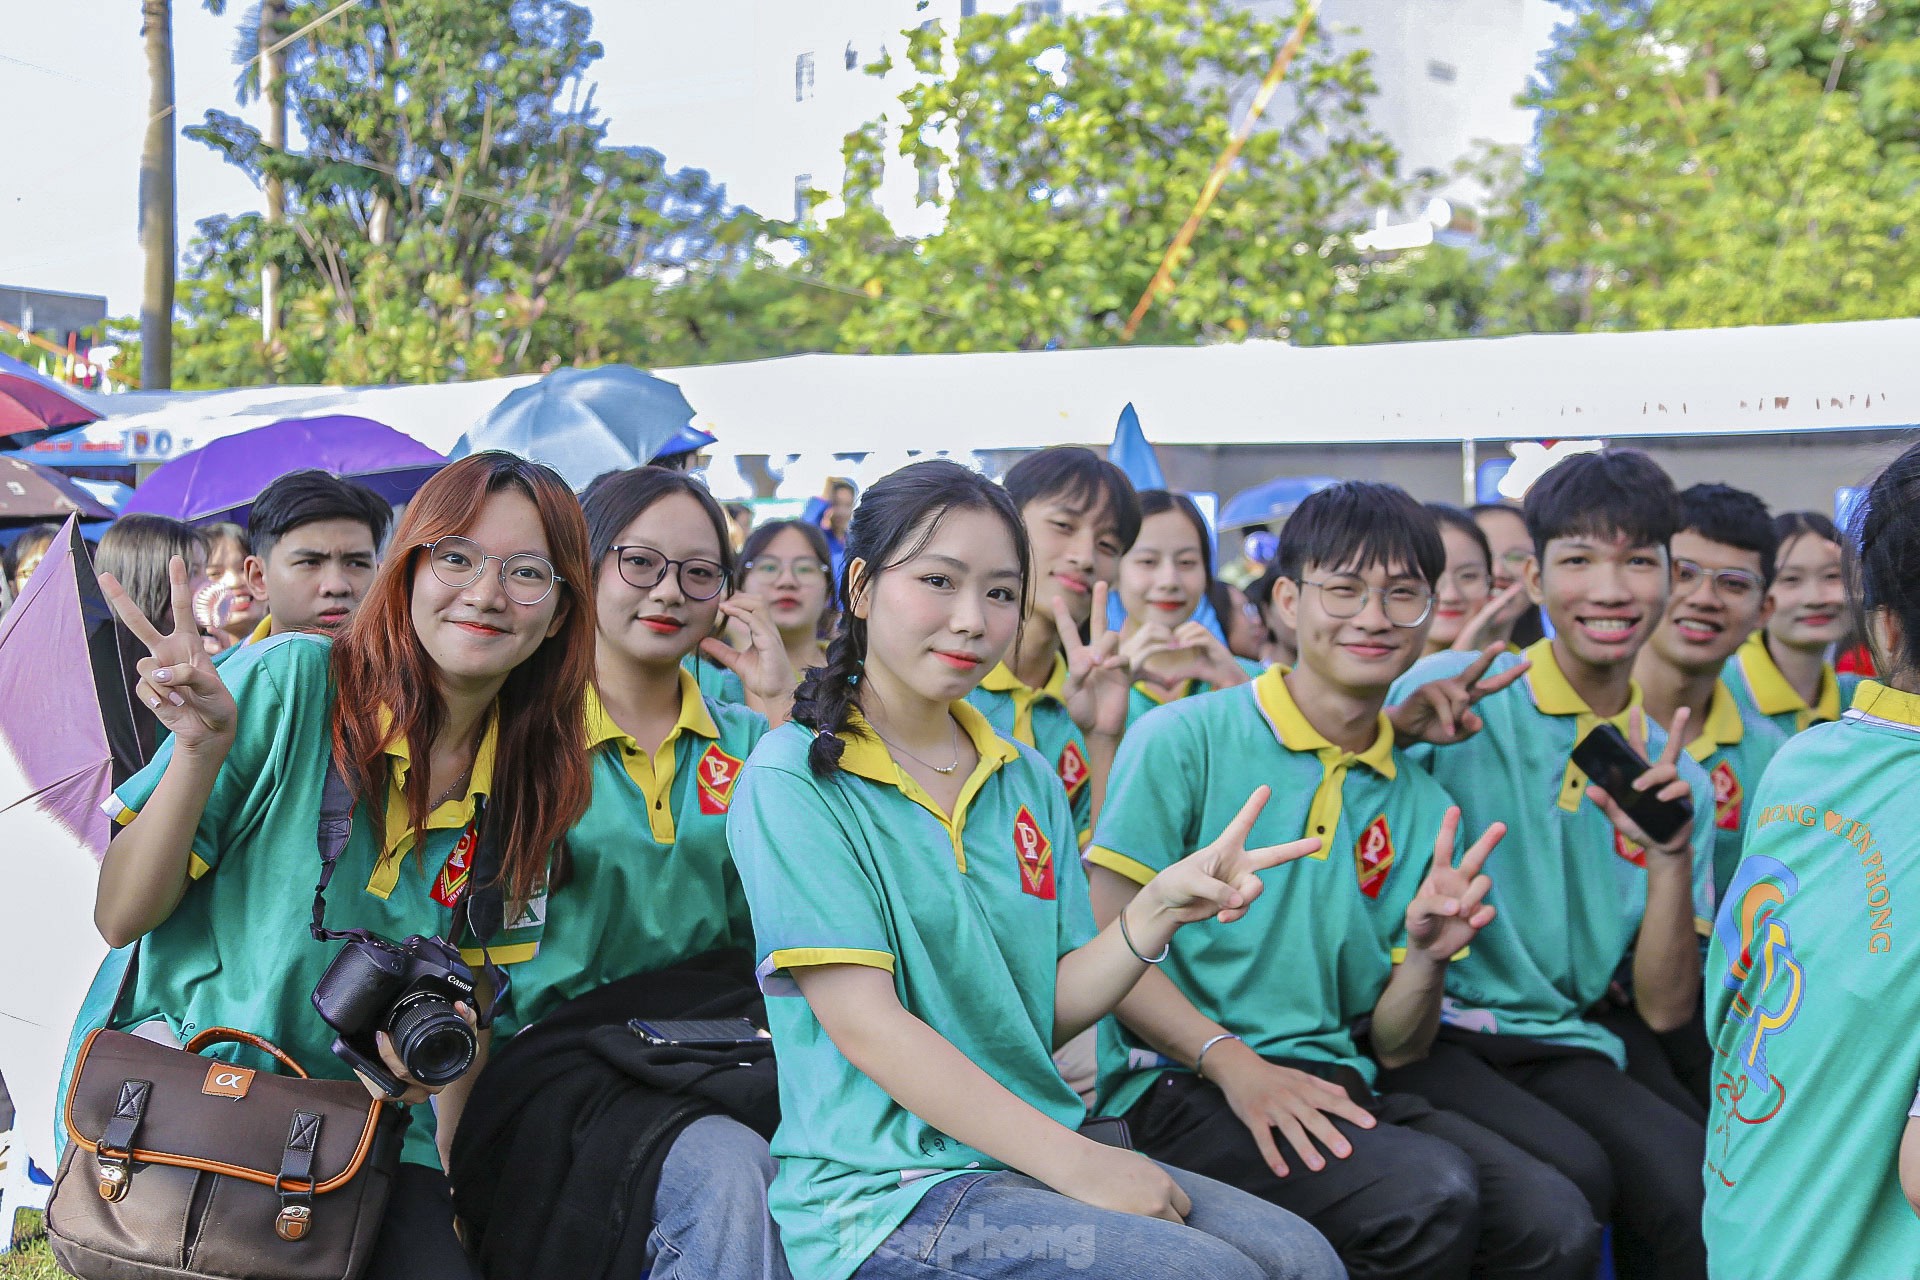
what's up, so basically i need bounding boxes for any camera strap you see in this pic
[311,754,511,1025]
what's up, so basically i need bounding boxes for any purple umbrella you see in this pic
[0,455,116,526]
[0,351,103,450]
[122,414,446,525]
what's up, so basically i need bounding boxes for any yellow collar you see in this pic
[1738,632,1841,727]
[585,669,719,750]
[1252,666,1394,857]
[836,701,1020,873]
[1133,677,1197,706]
[1851,680,1920,729]
[978,653,1070,745]
[1521,639,1647,813]
[367,709,500,895]
[1684,682,1746,763]
[246,614,273,644]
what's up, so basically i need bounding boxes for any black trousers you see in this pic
[1376,1029,1706,1280]
[366,1162,483,1280]
[1125,1065,1599,1280]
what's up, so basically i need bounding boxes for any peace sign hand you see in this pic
[1145,786,1323,926]
[1404,808,1502,963]
[100,556,236,754]
[1056,583,1130,737]
[1389,643,1530,747]
[1586,706,1695,859]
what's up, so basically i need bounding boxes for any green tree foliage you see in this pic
[1491,0,1920,330]
[171,0,795,386]
[807,0,1469,352]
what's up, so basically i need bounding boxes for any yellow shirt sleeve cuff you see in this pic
[1085,846,1157,888]
[767,946,897,974]
[459,941,540,965]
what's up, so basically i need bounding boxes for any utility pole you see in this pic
[139,0,176,390]
[260,0,287,351]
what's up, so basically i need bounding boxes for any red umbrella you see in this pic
[0,456,114,526]
[0,351,103,449]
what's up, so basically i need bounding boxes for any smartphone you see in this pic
[1570,724,1693,846]
[628,1017,768,1048]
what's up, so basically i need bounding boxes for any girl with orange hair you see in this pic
[80,452,595,1278]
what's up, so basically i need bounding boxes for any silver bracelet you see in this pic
[1195,1032,1242,1080]
[1118,904,1171,964]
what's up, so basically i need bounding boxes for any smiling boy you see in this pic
[1381,450,1716,1280]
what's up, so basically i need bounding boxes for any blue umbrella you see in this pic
[1218,476,1341,529]
[452,366,717,492]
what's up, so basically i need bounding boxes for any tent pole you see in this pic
[1460,439,1477,504]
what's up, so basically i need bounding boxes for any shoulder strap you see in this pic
[309,756,360,943]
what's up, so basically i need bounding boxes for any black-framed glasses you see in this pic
[421,536,562,606]
[744,556,828,583]
[611,545,728,600]
[1674,559,1763,603]
[1301,575,1435,627]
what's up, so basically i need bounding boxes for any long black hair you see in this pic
[792,460,1031,777]
[1854,444,1920,679]
[1426,503,1493,576]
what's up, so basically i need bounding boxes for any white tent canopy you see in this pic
[83,318,1920,461]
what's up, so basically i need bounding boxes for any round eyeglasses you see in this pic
[1674,559,1763,603]
[1300,575,1435,627]
[611,545,728,600]
[422,536,563,606]
[744,556,828,583]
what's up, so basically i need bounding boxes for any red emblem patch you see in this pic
[1614,830,1646,867]
[431,824,478,907]
[1013,804,1055,899]
[697,744,744,815]
[1355,816,1395,900]
[1057,740,1089,798]
[1711,760,1742,833]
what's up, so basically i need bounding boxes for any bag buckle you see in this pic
[275,1203,313,1242]
[96,1156,130,1202]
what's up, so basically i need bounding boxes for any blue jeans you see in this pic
[850,1161,1345,1280]
[648,1115,792,1280]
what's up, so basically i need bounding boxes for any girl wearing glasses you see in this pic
[82,453,595,1280]
[728,459,1341,1280]
[475,465,794,1279]
[738,519,836,686]
[1422,505,1508,658]
[1117,491,1261,728]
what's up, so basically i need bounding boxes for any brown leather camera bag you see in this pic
[46,1025,406,1280]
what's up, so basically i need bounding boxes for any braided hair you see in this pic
[792,459,1031,777]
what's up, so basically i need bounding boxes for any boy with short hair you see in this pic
[1380,449,1716,1280]
[235,469,391,642]
[1087,482,1598,1280]
[1634,484,1789,898]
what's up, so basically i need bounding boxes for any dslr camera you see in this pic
[311,933,479,1098]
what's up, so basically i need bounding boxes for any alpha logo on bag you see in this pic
[1614,830,1647,866]
[697,744,744,814]
[431,824,479,908]
[1712,760,1743,833]
[1355,815,1395,900]
[1013,805,1055,899]
[1057,740,1089,797]
[202,1063,255,1099]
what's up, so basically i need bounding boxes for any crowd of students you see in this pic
[48,433,1920,1280]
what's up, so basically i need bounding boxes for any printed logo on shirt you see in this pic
[1707,855,1804,1189]
[430,824,479,908]
[1711,760,1743,833]
[1057,740,1089,798]
[1613,830,1646,867]
[1355,816,1394,900]
[1013,804,1055,900]
[697,744,744,815]
[507,890,548,931]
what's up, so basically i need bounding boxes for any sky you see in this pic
[0,0,764,317]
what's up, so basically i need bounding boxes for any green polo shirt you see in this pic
[1089,667,1454,1117]
[1702,681,1920,1280]
[1392,639,1717,1067]
[1683,681,1789,901]
[208,613,275,669]
[729,703,1096,1280]
[494,672,768,1039]
[1724,632,1862,736]
[75,635,543,1169]
[1125,655,1266,728]
[683,652,746,706]
[966,653,1093,839]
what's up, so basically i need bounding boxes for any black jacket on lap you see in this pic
[448,950,777,1280]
